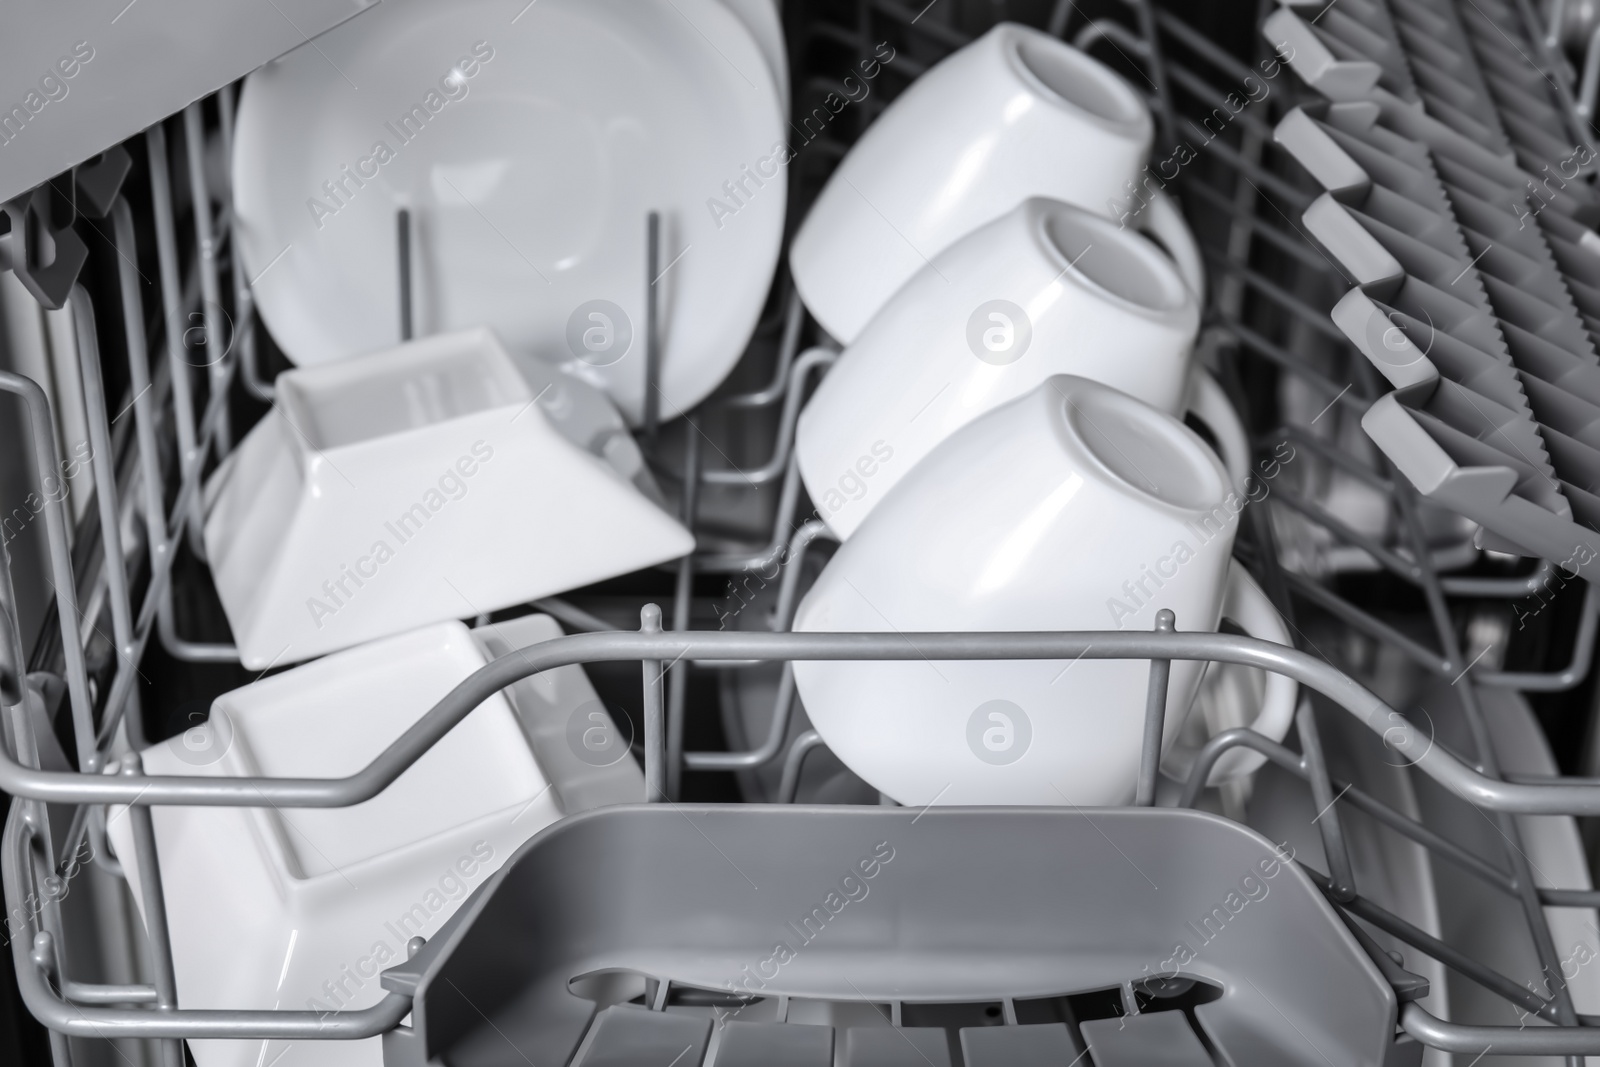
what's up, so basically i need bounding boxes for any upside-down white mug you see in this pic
[792,375,1297,806]
[789,21,1202,345]
[796,198,1248,538]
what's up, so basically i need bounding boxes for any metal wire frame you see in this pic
[1,150,1587,1067]
[654,0,1600,820]
[746,13,1600,1058]
[1080,0,1600,1057]
[11,608,1600,1050]
[126,14,1593,677]
[1095,3,1600,679]
[758,0,1600,1058]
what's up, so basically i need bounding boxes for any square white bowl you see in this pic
[108,617,639,1067]
[203,328,694,668]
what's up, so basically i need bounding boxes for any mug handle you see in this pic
[1139,189,1206,300]
[1184,366,1252,492]
[1193,561,1299,784]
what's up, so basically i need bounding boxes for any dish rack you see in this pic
[5,0,1600,1062]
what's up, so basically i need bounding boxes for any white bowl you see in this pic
[203,328,694,668]
[108,617,641,1067]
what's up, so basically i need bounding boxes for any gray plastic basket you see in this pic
[377,805,1397,1067]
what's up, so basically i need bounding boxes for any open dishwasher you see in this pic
[5,0,1600,1064]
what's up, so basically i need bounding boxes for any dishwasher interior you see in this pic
[4,0,1600,1064]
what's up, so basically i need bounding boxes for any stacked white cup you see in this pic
[788,24,1296,807]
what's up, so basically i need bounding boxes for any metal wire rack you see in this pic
[3,0,1600,1062]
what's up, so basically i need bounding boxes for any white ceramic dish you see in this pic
[203,329,693,668]
[789,21,1203,344]
[1242,690,1452,1067]
[792,375,1296,806]
[1410,680,1600,1062]
[233,0,784,423]
[510,347,668,507]
[723,0,788,113]
[107,620,617,1067]
[1481,685,1600,1023]
[471,613,644,813]
[796,199,1248,540]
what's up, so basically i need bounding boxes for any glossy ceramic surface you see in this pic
[203,330,693,668]
[788,21,1202,344]
[796,198,1248,540]
[233,0,785,423]
[792,375,1296,806]
[107,622,564,1067]
[723,0,789,112]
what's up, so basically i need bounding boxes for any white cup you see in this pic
[789,21,1202,345]
[792,375,1297,807]
[797,198,1248,539]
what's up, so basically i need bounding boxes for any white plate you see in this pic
[108,622,565,1067]
[233,0,785,424]
[1479,685,1600,1021]
[723,0,788,113]
[1243,699,1452,1067]
[1420,682,1600,1064]
[1366,664,1598,1065]
[472,613,644,813]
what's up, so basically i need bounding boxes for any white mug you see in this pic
[789,21,1202,345]
[796,198,1248,539]
[792,375,1297,807]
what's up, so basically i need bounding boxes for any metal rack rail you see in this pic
[11,617,1600,1053]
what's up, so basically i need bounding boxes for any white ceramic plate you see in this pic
[1244,698,1452,1067]
[1353,656,1598,1065]
[1418,682,1600,1065]
[723,0,788,113]
[233,0,785,424]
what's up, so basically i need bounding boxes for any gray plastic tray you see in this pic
[378,805,1397,1067]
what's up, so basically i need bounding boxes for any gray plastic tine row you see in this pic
[1276,108,1564,481]
[1268,0,1584,173]
[1269,18,1600,565]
